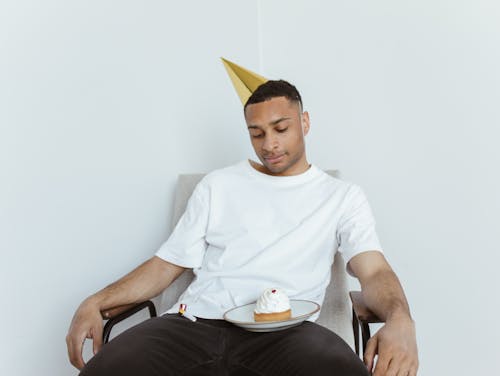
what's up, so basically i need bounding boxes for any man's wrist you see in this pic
[386,308,414,324]
[85,294,105,311]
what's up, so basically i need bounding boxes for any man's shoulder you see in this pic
[311,167,355,189]
[209,160,246,177]
[197,160,247,186]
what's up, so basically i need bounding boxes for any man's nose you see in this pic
[262,134,278,152]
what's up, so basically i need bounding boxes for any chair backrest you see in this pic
[158,170,354,348]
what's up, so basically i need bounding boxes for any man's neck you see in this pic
[249,159,311,177]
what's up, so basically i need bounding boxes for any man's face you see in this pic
[244,96,310,176]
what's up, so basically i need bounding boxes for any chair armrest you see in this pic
[101,303,141,319]
[349,291,383,324]
[102,301,157,344]
[349,291,384,356]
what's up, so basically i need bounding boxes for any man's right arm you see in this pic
[66,256,185,370]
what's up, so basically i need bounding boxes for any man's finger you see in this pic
[384,357,401,376]
[372,354,390,376]
[66,333,86,370]
[398,360,418,376]
[92,326,103,355]
[396,365,411,376]
[363,336,378,372]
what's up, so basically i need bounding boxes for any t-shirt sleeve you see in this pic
[155,181,210,268]
[337,184,383,266]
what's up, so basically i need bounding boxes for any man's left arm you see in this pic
[348,250,419,376]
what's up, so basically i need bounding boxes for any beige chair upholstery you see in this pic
[157,170,355,349]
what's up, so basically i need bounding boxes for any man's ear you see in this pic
[302,111,311,136]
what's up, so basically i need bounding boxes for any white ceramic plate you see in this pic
[223,300,320,332]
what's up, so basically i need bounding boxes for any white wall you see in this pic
[0,1,258,375]
[1,1,498,375]
[260,1,500,375]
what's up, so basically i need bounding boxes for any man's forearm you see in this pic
[349,252,418,374]
[88,256,185,311]
[359,268,412,322]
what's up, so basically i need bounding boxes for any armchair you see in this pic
[100,171,384,356]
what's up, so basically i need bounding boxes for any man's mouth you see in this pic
[264,154,285,164]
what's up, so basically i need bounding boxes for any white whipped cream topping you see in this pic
[254,288,291,314]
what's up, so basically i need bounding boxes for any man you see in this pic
[67,78,418,375]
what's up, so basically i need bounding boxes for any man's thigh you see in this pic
[227,322,369,376]
[80,315,225,376]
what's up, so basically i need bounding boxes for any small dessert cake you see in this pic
[254,288,292,322]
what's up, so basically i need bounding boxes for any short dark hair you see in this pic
[244,79,303,112]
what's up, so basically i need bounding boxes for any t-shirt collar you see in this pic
[244,159,320,185]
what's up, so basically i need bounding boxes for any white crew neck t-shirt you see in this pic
[155,159,383,320]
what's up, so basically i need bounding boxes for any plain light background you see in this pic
[1,1,498,375]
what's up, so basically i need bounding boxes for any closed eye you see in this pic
[276,127,288,133]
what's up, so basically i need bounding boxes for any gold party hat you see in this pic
[221,57,268,105]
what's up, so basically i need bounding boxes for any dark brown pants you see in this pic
[80,314,369,376]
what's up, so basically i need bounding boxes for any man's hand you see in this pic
[364,316,419,376]
[66,297,103,370]
[348,251,419,375]
[65,257,185,369]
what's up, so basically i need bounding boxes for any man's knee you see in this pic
[78,317,166,376]
[292,323,369,375]
[310,349,369,376]
[78,340,145,376]
[80,315,224,376]
[233,322,369,376]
